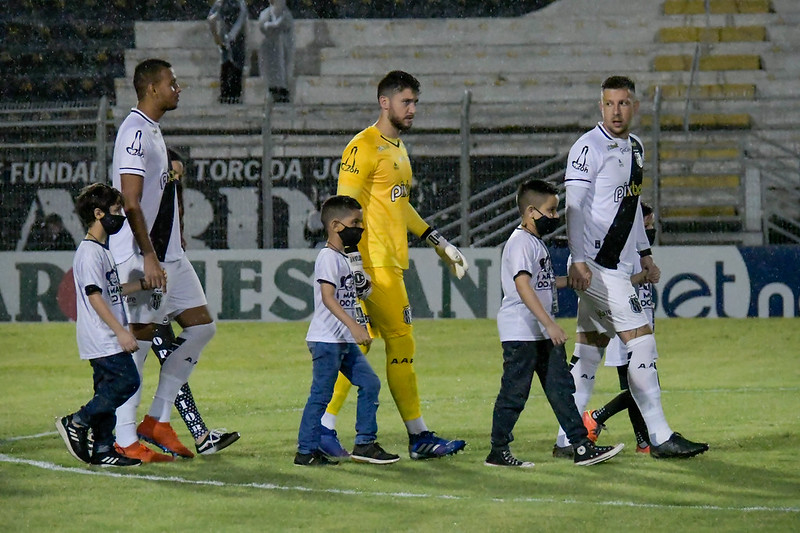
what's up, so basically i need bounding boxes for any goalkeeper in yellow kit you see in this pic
[319,71,469,460]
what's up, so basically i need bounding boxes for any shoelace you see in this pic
[502,450,522,466]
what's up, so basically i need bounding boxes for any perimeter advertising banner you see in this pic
[0,246,797,322]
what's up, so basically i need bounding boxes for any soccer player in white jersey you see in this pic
[110,59,217,461]
[555,76,708,459]
[583,203,657,453]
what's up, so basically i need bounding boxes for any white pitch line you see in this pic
[0,431,58,442]
[0,453,797,514]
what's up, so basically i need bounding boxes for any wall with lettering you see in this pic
[0,246,797,323]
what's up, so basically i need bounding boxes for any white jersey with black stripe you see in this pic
[110,108,182,264]
[564,122,648,275]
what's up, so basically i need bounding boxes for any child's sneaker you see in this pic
[573,441,624,466]
[484,448,534,468]
[55,415,90,463]
[137,415,194,458]
[319,427,350,458]
[294,450,339,466]
[196,429,241,455]
[350,442,400,465]
[408,431,466,460]
[114,441,174,463]
[552,443,574,459]
[91,447,142,467]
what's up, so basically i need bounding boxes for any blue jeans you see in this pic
[297,342,380,454]
[77,352,140,449]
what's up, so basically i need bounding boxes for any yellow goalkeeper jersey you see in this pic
[338,125,429,269]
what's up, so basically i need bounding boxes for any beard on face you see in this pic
[389,110,412,132]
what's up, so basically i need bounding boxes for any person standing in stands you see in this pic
[208,0,248,104]
[258,0,294,103]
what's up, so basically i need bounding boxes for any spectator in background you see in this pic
[208,0,248,104]
[258,0,294,103]
[26,213,75,251]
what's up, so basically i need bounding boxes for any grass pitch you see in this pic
[1,318,799,532]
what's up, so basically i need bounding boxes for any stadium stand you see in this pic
[4,0,799,246]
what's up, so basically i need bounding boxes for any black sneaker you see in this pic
[90,448,142,467]
[650,433,709,459]
[552,443,574,459]
[484,448,534,468]
[574,440,624,466]
[55,415,91,463]
[196,429,241,455]
[351,442,400,465]
[294,450,339,466]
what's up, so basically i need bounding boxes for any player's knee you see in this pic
[385,334,415,361]
[179,321,216,346]
[574,343,604,365]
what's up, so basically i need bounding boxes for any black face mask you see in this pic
[534,214,560,236]
[338,226,364,249]
[645,228,657,246]
[100,213,127,236]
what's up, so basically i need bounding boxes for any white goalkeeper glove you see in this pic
[422,228,469,279]
[345,247,372,299]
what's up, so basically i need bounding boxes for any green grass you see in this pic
[1,318,799,532]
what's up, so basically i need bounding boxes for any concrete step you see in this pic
[162,131,578,159]
[658,25,767,42]
[663,0,771,15]
[133,16,670,50]
[660,187,742,206]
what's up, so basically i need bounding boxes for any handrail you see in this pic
[424,152,568,225]
[682,43,701,132]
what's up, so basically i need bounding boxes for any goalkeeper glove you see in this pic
[422,228,469,279]
[344,245,372,299]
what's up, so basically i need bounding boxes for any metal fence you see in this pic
[3,96,799,251]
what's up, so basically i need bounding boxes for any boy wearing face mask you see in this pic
[295,195,400,466]
[485,180,625,468]
[56,183,164,467]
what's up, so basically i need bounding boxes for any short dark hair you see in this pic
[377,70,420,100]
[641,201,653,217]
[516,179,558,217]
[601,75,636,97]
[75,183,124,227]
[133,59,172,100]
[320,195,362,229]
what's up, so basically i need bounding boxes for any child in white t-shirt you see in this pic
[486,179,625,468]
[56,183,159,467]
[295,195,399,466]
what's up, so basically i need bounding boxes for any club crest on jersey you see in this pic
[629,294,643,314]
[126,130,144,157]
[403,305,413,325]
[391,181,410,202]
[340,146,359,174]
[571,146,589,173]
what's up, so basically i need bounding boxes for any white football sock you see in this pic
[115,342,149,447]
[626,334,673,446]
[404,416,427,435]
[557,343,603,447]
[148,322,216,423]
[321,412,337,431]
